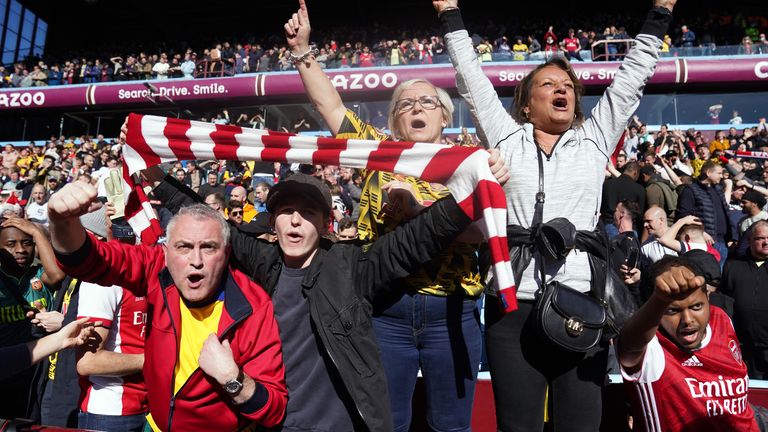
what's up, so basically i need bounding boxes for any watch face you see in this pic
[224,379,243,394]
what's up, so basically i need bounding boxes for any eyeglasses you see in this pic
[230,211,243,216]
[394,96,442,114]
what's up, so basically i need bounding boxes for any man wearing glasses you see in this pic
[227,200,244,226]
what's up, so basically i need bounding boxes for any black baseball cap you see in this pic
[266,173,332,215]
[680,249,721,287]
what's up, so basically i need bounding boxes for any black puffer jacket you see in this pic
[154,177,471,431]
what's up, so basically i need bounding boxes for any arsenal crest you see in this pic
[30,277,43,292]
[729,339,743,366]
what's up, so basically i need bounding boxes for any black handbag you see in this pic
[536,281,607,352]
[530,144,606,352]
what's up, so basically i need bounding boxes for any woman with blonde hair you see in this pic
[282,1,508,430]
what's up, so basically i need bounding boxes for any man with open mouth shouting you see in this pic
[618,250,766,431]
[47,183,287,432]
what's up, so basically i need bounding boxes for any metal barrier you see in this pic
[591,39,635,62]
[193,60,234,78]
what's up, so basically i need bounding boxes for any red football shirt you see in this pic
[77,282,148,416]
[621,306,758,431]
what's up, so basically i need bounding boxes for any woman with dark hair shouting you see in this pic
[433,0,677,430]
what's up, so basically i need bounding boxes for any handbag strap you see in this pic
[533,144,545,228]
[533,144,548,297]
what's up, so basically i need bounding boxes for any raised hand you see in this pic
[679,215,702,226]
[284,0,311,53]
[653,0,676,12]
[432,0,459,14]
[47,181,101,221]
[1,216,43,238]
[653,263,705,304]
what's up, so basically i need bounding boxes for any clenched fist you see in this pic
[432,0,459,14]
[47,181,101,221]
[654,0,676,12]
[653,264,705,304]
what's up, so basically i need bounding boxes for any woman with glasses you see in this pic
[433,0,676,430]
[282,2,508,430]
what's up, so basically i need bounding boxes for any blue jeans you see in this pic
[373,292,481,432]
[78,411,146,432]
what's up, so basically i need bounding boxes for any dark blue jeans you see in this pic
[373,292,481,432]
[78,411,146,432]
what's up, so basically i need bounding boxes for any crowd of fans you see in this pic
[1,11,767,88]
[0,101,767,429]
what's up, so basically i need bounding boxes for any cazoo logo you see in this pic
[0,91,45,108]
[330,72,398,90]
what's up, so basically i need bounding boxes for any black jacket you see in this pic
[677,181,732,242]
[153,176,471,431]
[721,254,768,349]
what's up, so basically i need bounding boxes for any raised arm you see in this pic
[437,0,519,147]
[581,1,675,154]
[47,181,100,253]
[658,215,701,252]
[658,156,682,186]
[284,0,347,135]
[618,263,703,373]
[48,182,156,291]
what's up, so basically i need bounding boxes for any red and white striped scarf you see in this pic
[122,113,518,311]
[735,150,768,160]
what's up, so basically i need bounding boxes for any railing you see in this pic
[590,39,635,62]
[193,60,235,79]
[2,44,767,90]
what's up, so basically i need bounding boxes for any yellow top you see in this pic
[146,298,224,432]
[335,109,483,297]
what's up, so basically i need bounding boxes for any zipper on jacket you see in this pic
[535,132,567,161]
[161,285,179,432]
[163,283,251,431]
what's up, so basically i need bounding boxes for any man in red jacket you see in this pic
[47,182,286,431]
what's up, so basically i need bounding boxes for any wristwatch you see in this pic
[222,370,244,396]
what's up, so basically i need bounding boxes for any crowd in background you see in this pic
[1,11,767,88]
